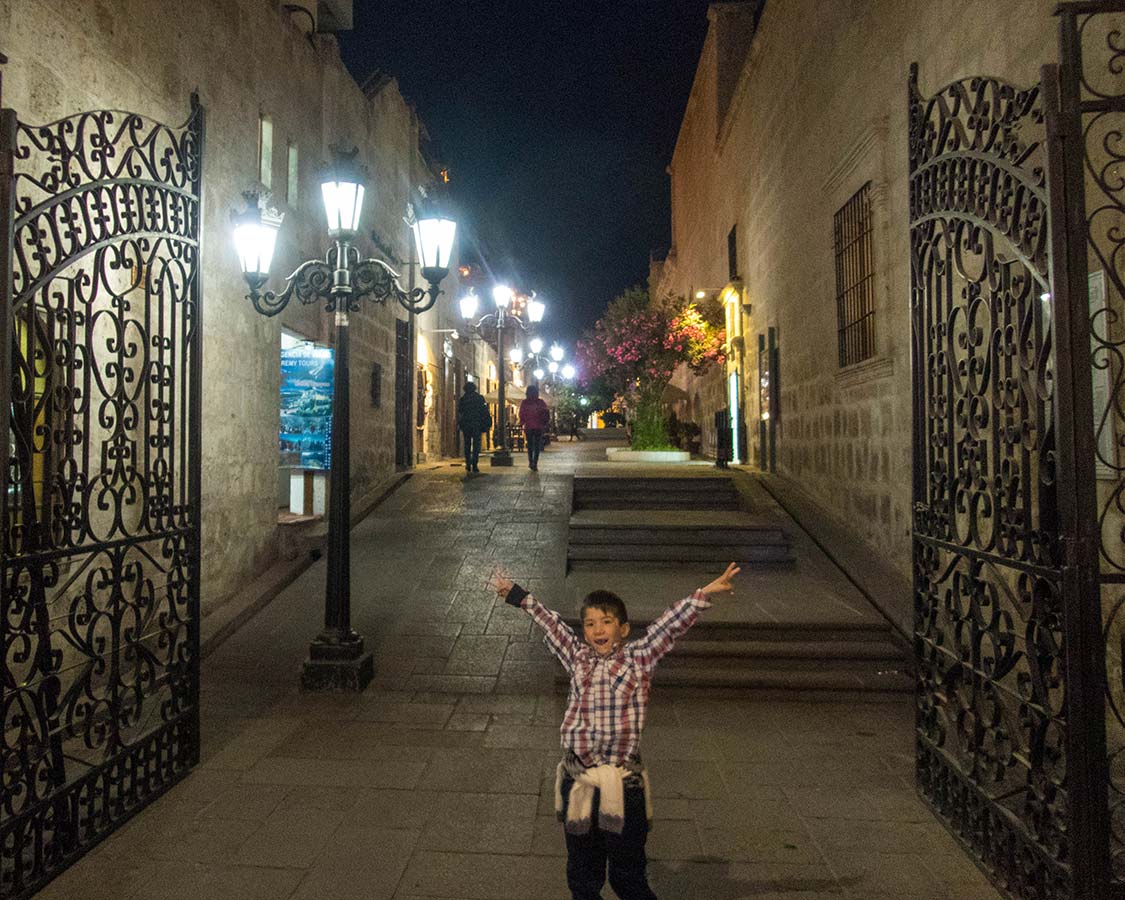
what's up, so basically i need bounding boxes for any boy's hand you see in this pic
[486,568,514,599]
[701,562,741,596]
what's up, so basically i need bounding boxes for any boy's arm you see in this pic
[629,563,740,673]
[489,573,579,672]
[628,590,711,673]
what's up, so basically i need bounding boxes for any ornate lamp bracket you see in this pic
[351,256,442,314]
[246,257,334,318]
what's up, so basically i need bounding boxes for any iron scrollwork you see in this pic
[909,65,1074,898]
[1,100,202,898]
[1054,5,1125,887]
[246,241,440,318]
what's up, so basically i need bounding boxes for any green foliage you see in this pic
[630,398,676,451]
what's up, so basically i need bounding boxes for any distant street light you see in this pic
[232,149,455,691]
[460,285,543,465]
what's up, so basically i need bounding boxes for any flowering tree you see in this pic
[578,286,724,449]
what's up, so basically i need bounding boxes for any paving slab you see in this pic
[39,439,999,900]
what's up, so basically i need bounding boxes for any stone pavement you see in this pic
[39,441,1000,900]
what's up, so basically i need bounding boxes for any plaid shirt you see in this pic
[507,586,711,767]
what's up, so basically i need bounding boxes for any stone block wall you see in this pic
[1,0,452,608]
[656,0,1059,593]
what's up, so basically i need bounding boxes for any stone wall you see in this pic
[1,0,458,608]
[656,0,1059,591]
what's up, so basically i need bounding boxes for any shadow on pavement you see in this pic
[648,855,856,898]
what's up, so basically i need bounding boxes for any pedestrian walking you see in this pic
[486,562,741,900]
[519,384,550,471]
[457,381,491,474]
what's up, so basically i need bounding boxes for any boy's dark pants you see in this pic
[561,776,658,900]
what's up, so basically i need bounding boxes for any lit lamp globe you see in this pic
[548,361,559,375]
[232,194,284,291]
[413,213,457,285]
[550,343,565,362]
[529,337,544,355]
[561,364,575,380]
[493,285,513,309]
[320,151,366,234]
[509,347,524,364]
[528,297,546,323]
[459,291,479,320]
[533,368,545,381]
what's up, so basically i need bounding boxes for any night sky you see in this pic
[337,1,715,347]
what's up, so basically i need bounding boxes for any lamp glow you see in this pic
[562,364,575,379]
[233,199,284,280]
[695,290,706,299]
[413,216,457,274]
[509,347,524,364]
[549,344,564,362]
[534,368,545,380]
[459,292,479,320]
[548,361,559,374]
[319,149,367,233]
[493,285,513,308]
[320,180,365,233]
[528,298,545,323]
[529,337,544,354]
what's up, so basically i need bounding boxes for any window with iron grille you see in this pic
[833,182,876,367]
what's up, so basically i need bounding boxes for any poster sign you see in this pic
[280,344,334,470]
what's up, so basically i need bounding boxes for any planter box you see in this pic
[606,449,691,463]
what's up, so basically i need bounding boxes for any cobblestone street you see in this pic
[38,443,999,900]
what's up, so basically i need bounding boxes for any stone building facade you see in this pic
[654,0,1059,600]
[1,0,474,608]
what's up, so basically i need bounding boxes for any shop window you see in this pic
[833,182,875,367]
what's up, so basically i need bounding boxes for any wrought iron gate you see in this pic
[908,3,1125,894]
[1053,4,1125,896]
[0,98,203,897]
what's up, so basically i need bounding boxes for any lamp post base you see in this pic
[490,450,514,467]
[300,635,374,692]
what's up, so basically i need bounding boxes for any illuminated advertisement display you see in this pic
[280,344,334,470]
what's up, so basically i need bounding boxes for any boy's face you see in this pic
[582,607,630,656]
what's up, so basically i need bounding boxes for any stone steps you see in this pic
[568,520,794,566]
[555,620,910,698]
[660,638,904,671]
[572,477,742,511]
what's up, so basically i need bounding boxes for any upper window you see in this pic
[833,182,875,367]
[286,142,299,206]
[258,115,273,189]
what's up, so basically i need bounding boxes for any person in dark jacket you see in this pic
[519,384,551,471]
[458,381,492,474]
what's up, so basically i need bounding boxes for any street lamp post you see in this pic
[232,149,456,691]
[459,287,544,466]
